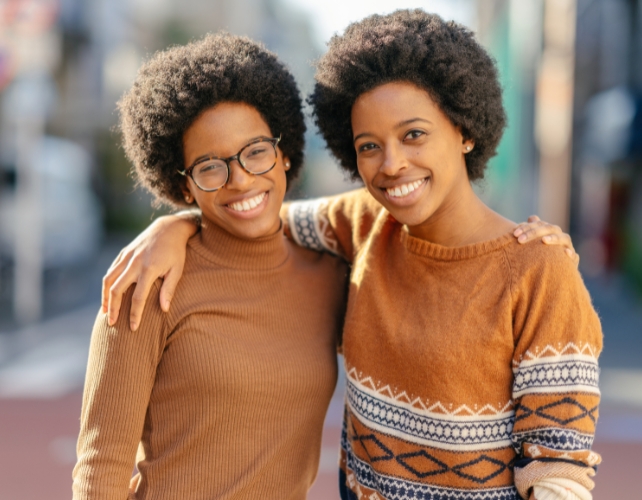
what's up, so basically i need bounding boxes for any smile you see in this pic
[228,192,266,212]
[385,179,425,198]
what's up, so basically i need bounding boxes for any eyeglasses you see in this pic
[178,135,281,192]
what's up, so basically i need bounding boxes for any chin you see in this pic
[224,218,280,240]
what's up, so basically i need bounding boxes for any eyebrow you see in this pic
[353,118,433,143]
[187,135,269,167]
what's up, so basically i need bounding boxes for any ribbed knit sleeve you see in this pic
[73,282,168,500]
[285,188,384,262]
[506,243,602,499]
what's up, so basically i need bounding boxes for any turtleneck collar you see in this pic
[189,218,290,270]
[399,226,516,261]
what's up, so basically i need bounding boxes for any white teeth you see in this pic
[229,192,266,212]
[386,179,424,198]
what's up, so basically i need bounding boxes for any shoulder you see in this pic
[92,278,167,347]
[286,239,349,276]
[502,238,578,283]
[326,187,384,218]
[503,239,598,318]
[290,187,384,223]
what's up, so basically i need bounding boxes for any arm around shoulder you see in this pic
[284,187,383,262]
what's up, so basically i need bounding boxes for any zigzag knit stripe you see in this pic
[341,433,521,500]
[347,378,515,452]
[512,354,599,398]
[511,427,594,452]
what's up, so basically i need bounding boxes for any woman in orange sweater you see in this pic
[100,11,595,500]
[72,33,348,500]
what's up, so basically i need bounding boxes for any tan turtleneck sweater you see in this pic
[72,220,348,500]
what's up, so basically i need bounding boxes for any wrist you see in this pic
[158,211,200,237]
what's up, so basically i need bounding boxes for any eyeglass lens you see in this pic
[192,140,277,191]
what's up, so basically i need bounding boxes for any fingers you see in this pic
[513,217,580,265]
[514,218,562,243]
[107,256,142,327]
[542,232,580,265]
[159,265,183,312]
[102,251,127,313]
[129,274,156,332]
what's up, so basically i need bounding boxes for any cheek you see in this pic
[356,161,375,186]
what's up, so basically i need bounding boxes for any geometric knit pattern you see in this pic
[347,376,515,451]
[512,354,599,398]
[287,191,603,500]
[342,433,522,500]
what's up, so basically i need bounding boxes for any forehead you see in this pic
[351,81,445,131]
[183,102,272,156]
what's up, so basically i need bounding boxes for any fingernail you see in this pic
[161,299,169,312]
[130,322,137,331]
[108,317,115,326]
[543,236,551,243]
[518,234,527,243]
[566,248,573,256]
[513,228,522,236]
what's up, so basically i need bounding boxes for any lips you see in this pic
[228,192,266,212]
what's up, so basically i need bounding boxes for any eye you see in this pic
[195,160,225,175]
[357,142,379,154]
[246,145,268,157]
[404,129,425,141]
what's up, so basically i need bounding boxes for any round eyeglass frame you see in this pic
[178,135,282,192]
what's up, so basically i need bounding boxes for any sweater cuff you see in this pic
[531,478,592,500]
[515,460,595,499]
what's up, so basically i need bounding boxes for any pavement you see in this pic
[0,274,641,499]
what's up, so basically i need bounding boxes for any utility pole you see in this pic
[535,0,577,230]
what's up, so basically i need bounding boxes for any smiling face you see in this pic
[351,81,475,238]
[182,102,289,240]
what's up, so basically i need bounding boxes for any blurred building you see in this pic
[1,0,641,328]
[476,0,642,295]
[0,0,327,327]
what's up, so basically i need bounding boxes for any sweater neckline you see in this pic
[399,226,516,261]
[189,218,290,270]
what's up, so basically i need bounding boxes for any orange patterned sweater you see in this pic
[286,189,602,500]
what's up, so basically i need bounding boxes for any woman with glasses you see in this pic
[72,33,348,499]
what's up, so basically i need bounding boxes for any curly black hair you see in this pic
[310,9,506,181]
[118,33,306,207]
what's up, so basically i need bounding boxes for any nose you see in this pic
[225,158,254,191]
[378,142,408,177]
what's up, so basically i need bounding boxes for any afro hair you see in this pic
[118,32,306,207]
[309,9,506,181]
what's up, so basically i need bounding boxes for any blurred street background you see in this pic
[1,0,641,498]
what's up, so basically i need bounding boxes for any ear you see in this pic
[181,181,195,204]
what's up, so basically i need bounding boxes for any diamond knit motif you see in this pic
[451,455,508,484]
[396,450,449,478]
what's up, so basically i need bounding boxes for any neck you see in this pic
[407,183,513,246]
